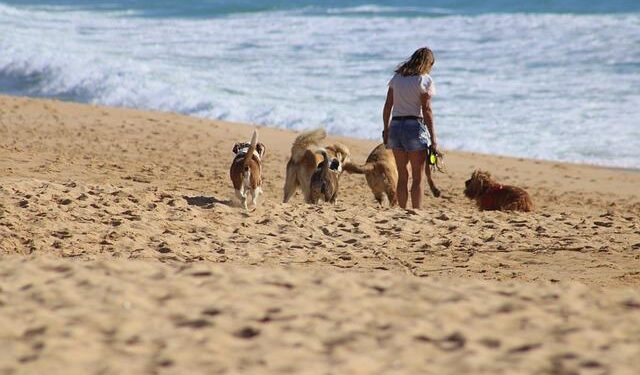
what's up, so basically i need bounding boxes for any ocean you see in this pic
[1,1,639,168]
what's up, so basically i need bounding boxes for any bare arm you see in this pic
[421,92,436,150]
[383,87,393,144]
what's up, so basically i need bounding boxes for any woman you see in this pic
[383,47,437,209]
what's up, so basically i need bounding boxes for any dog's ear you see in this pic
[478,176,485,192]
[477,170,493,192]
[232,143,241,154]
[256,142,266,158]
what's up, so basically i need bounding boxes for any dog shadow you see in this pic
[183,195,232,209]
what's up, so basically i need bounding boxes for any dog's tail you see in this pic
[291,128,326,163]
[318,149,330,174]
[242,129,258,186]
[243,129,258,170]
[342,161,374,174]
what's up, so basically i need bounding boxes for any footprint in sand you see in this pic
[414,332,466,351]
[174,317,213,329]
[56,198,73,206]
[120,210,141,221]
[51,230,72,239]
[593,220,613,228]
[234,326,260,339]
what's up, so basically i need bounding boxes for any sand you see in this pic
[1,94,639,374]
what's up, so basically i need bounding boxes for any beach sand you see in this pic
[1,94,639,374]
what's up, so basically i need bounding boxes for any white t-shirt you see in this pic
[388,73,436,117]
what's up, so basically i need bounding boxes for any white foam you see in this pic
[0,4,639,168]
[325,5,453,15]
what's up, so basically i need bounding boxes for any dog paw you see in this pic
[431,188,441,198]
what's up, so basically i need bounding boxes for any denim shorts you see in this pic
[387,118,430,152]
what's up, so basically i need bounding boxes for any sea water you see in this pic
[1,0,639,168]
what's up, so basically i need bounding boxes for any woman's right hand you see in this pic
[383,129,389,145]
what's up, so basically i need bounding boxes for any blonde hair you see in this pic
[395,47,435,76]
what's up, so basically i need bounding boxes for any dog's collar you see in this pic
[236,147,261,162]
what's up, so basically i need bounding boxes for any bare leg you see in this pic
[392,150,409,209]
[408,150,427,209]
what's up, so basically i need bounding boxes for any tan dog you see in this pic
[283,128,350,203]
[464,170,533,212]
[230,129,266,209]
[308,149,341,204]
[343,143,398,206]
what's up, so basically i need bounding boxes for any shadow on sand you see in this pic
[183,195,232,208]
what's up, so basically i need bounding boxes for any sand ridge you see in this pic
[1,95,640,374]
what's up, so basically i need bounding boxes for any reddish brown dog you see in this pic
[464,170,534,212]
[230,129,266,209]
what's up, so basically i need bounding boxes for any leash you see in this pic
[427,146,445,173]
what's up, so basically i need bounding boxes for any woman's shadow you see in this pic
[183,195,232,209]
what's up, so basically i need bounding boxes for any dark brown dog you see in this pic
[343,143,398,206]
[464,170,533,212]
[308,150,341,204]
[229,129,266,209]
